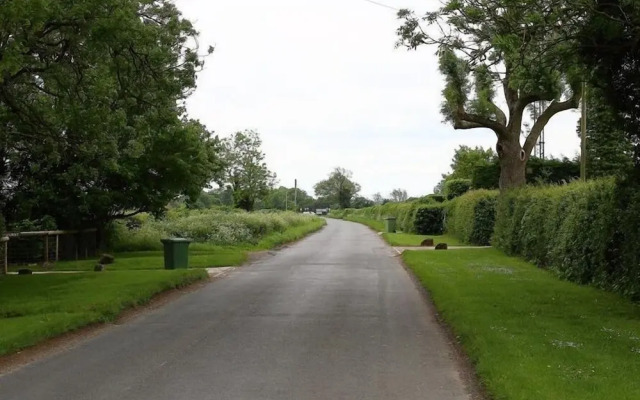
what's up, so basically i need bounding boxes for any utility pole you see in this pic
[294,179,298,212]
[285,191,288,211]
[581,81,587,181]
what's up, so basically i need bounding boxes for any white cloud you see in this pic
[175,0,580,198]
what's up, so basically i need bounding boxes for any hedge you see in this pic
[444,178,472,200]
[445,190,498,245]
[414,205,445,235]
[493,178,640,299]
[472,157,580,189]
[331,201,445,235]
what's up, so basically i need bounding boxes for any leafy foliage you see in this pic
[329,200,444,235]
[0,0,222,228]
[397,1,585,188]
[389,188,408,202]
[444,179,472,200]
[579,0,640,162]
[445,190,498,245]
[220,130,276,211]
[493,178,640,299]
[577,87,634,177]
[413,206,445,235]
[472,157,580,189]
[110,208,320,252]
[314,167,361,209]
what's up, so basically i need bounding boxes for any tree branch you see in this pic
[453,108,507,137]
[524,89,582,154]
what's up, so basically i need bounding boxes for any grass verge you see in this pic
[382,233,465,247]
[338,215,465,247]
[343,215,385,232]
[9,218,326,272]
[403,248,640,400]
[0,269,207,357]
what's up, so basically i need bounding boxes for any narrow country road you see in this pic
[0,219,471,400]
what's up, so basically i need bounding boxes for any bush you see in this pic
[444,179,472,200]
[472,157,580,189]
[446,190,498,245]
[414,205,445,235]
[492,178,640,299]
[330,201,444,234]
[109,210,320,252]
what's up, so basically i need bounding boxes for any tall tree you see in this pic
[397,1,585,189]
[0,0,221,228]
[314,167,361,209]
[372,192,384,205]
[220,130,276,211]
[577,87,634,177]
[389,188,408,202]
[579,0,640,164]
[448,146,496,179]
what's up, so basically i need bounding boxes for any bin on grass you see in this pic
[383,217,397,233]
[161,238,192,269]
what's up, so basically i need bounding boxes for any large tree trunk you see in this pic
[497,137,527,190]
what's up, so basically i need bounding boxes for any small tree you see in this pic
[314,168,361,209]
[389,188,409,202]
[220,130,276,211]
[397,1,585,189]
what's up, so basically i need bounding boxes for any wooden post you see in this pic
[55,234,59,262]
[44,235,49,263]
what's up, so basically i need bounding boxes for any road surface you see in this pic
[0,219,471,400]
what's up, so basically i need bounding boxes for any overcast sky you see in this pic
[174,0,581,199]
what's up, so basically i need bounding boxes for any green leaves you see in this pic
[219,130,276,212]
[0,0,222,228]
[314,168,361,209]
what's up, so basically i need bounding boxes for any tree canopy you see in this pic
[397,1,585,189]
[314,168,361,209]
[577,87,634,178]
[0,0,221,228]
[579,0,640,164]
[220,130,276,212]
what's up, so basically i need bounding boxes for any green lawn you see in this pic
[9,218,326,273]
[0,270,207,356]
[403,248,640,400]
[343,215,385,232]
[382,233,465,247]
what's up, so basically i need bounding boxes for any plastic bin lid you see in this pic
[160,238,193,243]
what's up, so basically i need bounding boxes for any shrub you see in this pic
[109,210,320,252]
[444,179,472,200]
[446,190,498,245]
[414,205,445,235]
[492,178,640,299]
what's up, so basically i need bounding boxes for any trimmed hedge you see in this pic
[493,178,640,299]
[414,205,444,235]
[472,157,580,189]
[445,190,498,245]
[444,179,472,200]
[331,201,445,235]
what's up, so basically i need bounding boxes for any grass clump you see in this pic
[0,270,207,356]
[403,248,640,400]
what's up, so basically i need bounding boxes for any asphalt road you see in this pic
[0,219,470,400]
